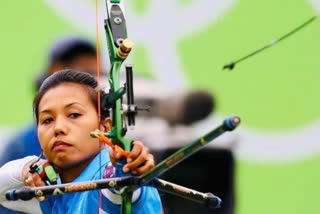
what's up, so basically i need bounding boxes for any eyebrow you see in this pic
[66,102,85,108]
[39,102,85,114]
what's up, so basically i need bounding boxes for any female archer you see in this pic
[0,70,162,214]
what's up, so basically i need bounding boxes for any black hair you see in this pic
[34,38,96,92]
[49,38,96,65]
[33,69,108,124]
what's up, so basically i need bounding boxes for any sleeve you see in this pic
[0,156,43,214]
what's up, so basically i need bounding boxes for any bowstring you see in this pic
[95,0,103,212]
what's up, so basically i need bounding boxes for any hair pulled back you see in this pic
[33,69,104,124]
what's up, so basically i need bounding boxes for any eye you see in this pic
[41,117,53,125]
[69,113,82,119]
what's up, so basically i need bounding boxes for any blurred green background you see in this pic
[0,0,319,213]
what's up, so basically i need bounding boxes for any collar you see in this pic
[73,147,111,182]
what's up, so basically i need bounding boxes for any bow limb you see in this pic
[96,1,135,213]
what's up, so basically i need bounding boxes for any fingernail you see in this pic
[39,196,45,201]
[123,167,129,173]
[127,158,132,163]
[116,153,121,159]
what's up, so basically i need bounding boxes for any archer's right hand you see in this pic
[22,158,48,201]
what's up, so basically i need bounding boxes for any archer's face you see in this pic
[37,83,104,169]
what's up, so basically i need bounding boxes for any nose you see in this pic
[54,116,67,137]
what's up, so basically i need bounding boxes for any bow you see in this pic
[93,1,241,212]
[5,1,241,213]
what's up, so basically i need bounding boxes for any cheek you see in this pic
[75,116,100,146]
[74,134,101,161]
[37,127,51,156]
[82,113,100,133]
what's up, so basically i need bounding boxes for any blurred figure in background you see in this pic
[34,37,97,91]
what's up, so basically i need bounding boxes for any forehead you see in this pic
[38,83,95,111]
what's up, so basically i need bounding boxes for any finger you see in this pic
[123,146,148,173]
[37,196,46,201]
[24,175,34,187]
[109,148,116,159]
[109,149,117,166]
[134,154,155,175]
[127,141,144,163]
[109,149,117,160]
[25,173,38,187]
[112,147,123,159]
[32,173,46,187]
[22,158,38,182]
[134,162,154,175]
[114,146,124,159]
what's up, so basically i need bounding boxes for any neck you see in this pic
[57,155,96,183]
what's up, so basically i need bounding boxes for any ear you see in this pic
[99,118,112,132]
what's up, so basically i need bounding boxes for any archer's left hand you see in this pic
[109,141,155,175]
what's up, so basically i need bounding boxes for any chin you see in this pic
[53,159,75,169]
[49,153,76,168]
[53,154,96,170]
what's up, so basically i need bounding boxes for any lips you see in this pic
[52,140,72,151]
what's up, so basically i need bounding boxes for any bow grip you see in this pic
[114,139,133,177]
[115,158,131,177]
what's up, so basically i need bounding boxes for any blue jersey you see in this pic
[39,148,162,214]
